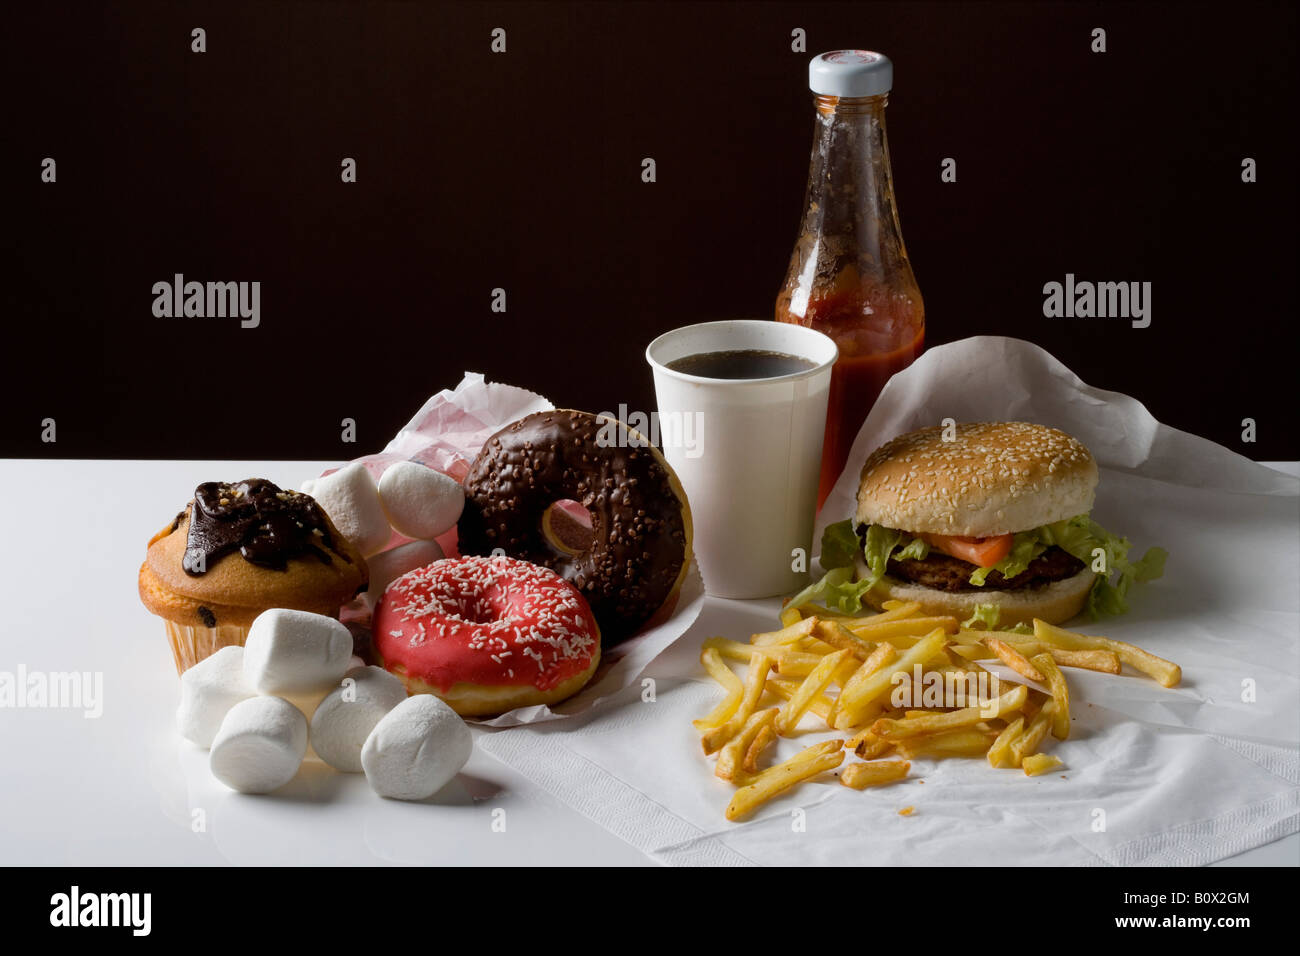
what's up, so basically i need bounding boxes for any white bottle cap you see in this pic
[809,50,893,97]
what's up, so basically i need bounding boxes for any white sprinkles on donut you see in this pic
[383,555,598,684]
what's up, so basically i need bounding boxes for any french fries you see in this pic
[987,716,1024,768]
[853,600,922,623]
[769,649,837,678]
[1031,653,1071,740]
[1010,701,1056,766]
[692,647,744,731]
[700,652,772,755]
[949,628,1004,646]
[752,615,817,647]
[776,648,851,735]
[837,629,948,729]
[716,708,777,782]
[703,636,774,664]
[1042,647,1121,674]
[869,684,1028,740]
[767,677,835,721]
[841,760,910,789]
[1022,753,1065,776]
[778,606,803,628]
[812,619,879,661]
[1033,619,1181,687]
[725,740,845,821]
[897,730,998,759]
[845,725,894,760]
[983,637,1045,682]
[845,616,960,643]
[802,637,840,656]
[952,640,1124,677]
[827,641,895,727]
[744,725,776,775]
[692,599,1182,821]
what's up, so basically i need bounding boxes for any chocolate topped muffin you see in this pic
[139,479,368,674]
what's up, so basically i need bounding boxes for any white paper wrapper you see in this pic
[326,372,705,727]
[478,337,1300,865]
[817,335,1297,538]
[328,370,553,487]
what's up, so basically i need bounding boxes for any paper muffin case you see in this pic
[163,619,250,675]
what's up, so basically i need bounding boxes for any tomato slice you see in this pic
[919,532,1014,568]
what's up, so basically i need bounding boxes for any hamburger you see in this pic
[796,422,1166,627]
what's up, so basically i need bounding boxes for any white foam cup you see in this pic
[646,320,836,599]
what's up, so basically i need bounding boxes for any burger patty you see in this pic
[887,546,1085,593]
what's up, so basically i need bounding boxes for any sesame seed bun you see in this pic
[853,422,1098,537]
[862,566,1096,627]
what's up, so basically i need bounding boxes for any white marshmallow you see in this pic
[309,462,391,556]
[377,462,465,540]
[310,666,409,772]
[300,477,317,496]
[176,646,254,748]
[362,694,472,800]
[243,609,353,695]
[209,696,308,794]
[365,539,445,599]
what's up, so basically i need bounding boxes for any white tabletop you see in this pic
[0,459,1294,866]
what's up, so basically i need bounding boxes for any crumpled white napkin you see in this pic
[478,337,1300,865]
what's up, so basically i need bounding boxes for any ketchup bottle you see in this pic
[776,50,924,508]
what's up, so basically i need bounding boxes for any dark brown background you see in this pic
[5,1,1297,460]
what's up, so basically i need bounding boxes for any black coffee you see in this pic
[666,348,816,380]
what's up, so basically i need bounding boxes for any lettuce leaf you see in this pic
[818,519,862,571]
[964,514,1166,617]
[895,535,931,561]
[1032,515,1166,616]
[796,515,1165,620]
[861,524,902,585]
[784,566,879,615]
[793,520,917,614]
[819,519,929,571]
[968,533,1047,586]
[961,604,1002,629]
[960,603,1033,634]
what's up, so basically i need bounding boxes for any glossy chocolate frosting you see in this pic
[182,478,350,575]
[458,410,689,642]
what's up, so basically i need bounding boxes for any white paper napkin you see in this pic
[478,337,1300,865]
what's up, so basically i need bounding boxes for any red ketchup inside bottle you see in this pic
[777,51,925,508]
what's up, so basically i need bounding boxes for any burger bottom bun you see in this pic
[862,567,1097,627]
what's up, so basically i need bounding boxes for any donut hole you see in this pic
[541,499,595,557]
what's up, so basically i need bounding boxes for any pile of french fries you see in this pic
[694,600,1182,822]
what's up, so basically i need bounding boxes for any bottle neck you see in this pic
[814,93,888,116]
[803,93,902,252]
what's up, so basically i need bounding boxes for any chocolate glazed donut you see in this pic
[458,410,694,643]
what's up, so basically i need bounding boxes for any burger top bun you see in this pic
[853,422,1098,538]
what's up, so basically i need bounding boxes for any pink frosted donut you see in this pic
[373,555,601,716]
